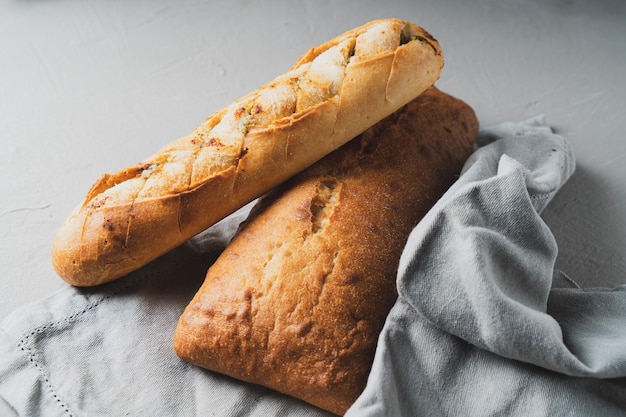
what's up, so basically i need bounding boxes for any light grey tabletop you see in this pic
[1,0,625,320]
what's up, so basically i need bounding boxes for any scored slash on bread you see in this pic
[51,18,445,286]
[173,86,479,415]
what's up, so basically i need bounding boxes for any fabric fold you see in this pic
[347,117,626,416]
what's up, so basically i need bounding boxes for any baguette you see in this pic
[173,87,479,415]
[51,18,444,286]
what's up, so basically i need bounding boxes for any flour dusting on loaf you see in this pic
[174,87,479,415]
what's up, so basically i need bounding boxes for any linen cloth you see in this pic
[346,117,626,416]
[1,117,625,416]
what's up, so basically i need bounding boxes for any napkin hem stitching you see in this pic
[13,263,177,417]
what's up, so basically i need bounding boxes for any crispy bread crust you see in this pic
[51,18,444,286]
[173,87,478,415]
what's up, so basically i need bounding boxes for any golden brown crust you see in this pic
[173,87,479,415]
[51,18,444,286]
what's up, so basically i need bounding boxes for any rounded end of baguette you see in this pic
[50,169,243,286]
[50,208,137,287]
[326,18,444,147]
[50,197,172,287]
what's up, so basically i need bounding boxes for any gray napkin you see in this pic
[1,117,625,417]
[346,117,626,416]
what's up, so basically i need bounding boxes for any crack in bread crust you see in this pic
[309,178,340,235]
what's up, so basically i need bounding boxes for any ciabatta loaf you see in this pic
[51,18,444,286]
[173,87,478,415]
